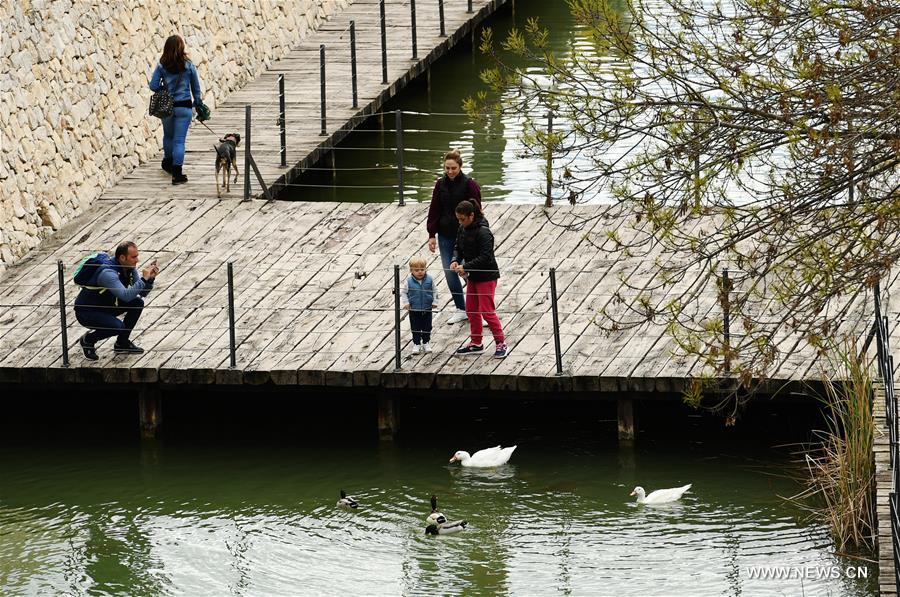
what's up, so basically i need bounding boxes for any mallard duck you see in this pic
[426,520,468,535]
[450,445,517,467]
[425,495,467,535]
[630,484,692,504]
[337,489,358,509]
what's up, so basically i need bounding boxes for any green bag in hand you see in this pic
[196,102,211,122]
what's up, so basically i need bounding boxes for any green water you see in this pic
[282,0,580,204]
[0,397,878,596]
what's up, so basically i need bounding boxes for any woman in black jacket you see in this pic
[450,200,507,358]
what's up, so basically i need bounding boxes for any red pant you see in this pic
[465,278,505,346]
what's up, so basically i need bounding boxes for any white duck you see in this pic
[630,484,692,504]
[449,445,517,468]
[425,494,468,535]
[337,489,358,509]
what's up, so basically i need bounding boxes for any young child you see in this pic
[401,255,439,354]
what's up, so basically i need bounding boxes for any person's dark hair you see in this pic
[115,241,137,264]
[455,200,477,217]
[160,35,188,73]
[443,149,463,168]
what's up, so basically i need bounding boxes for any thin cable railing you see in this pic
[5,258,793,384]
[872,282,900,592]
[1,260,883,407]
[24,258,577,372]
[221,0,568,205]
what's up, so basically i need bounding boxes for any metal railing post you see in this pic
[244,105,251,201]
[410,0,418,59]
[350,20,358,108]
[722,268,731,373]
[380,0,388,84]
[467,0,473,13]
[57,260,69,367]
[394,264,402,370]
[438,0,446,36]
[278,74,286,167]
[320,44,327,136]
[876,282,885,368]
[545,111,553,207]
[891,354,897,475]
[550,268,563,376]
[396,110,405,206]
[891,496,900,590]
[227,262,237,368]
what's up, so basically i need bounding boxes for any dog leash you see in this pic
[196,119,230,155]
[197,120,222,151]
[196,118,222,138]
[144,69,224,139]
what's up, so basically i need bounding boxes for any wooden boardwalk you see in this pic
[874,383,898,596]
[0,0,892,390]
[114,0,509,202]
[0,199,888,390]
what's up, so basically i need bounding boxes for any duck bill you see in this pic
[629,491,636,496]
[449,456,458,463]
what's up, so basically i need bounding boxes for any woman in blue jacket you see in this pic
[149,35,204,185]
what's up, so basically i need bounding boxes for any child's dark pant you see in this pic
[409,310,433,345]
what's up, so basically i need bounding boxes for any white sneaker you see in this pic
[423,342,432,353]
[410,344,422,355]
[447,310,468,324]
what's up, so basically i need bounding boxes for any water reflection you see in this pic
[449,463,518,483]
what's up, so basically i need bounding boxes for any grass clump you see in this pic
[791,346,876,552]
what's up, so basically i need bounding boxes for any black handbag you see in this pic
[149,69,183,119]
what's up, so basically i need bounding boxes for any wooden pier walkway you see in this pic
[874,382,898,596]
[0,0,892,391]
[0,199,887,390]
[115,0,509,202]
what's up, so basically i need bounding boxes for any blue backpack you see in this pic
[73,252,116,287]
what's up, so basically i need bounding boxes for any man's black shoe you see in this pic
[79,335,98,361]
[114,340,145,354]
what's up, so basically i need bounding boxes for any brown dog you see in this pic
[214,133,241,198]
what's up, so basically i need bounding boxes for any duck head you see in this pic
[629,486,646,501]
[449,451,470,464]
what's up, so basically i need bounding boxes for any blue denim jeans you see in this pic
[438,233,465,310]
[162,106,193,166]
[75,298,144,345]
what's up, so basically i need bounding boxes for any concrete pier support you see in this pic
[139,385,162,440]
[617,397,635,445]
[378,396,398,440]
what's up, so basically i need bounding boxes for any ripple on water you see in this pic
[0,430,878,597]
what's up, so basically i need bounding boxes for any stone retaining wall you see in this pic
[0,0,349,278]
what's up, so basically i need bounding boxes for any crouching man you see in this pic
[74,241,159,361]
